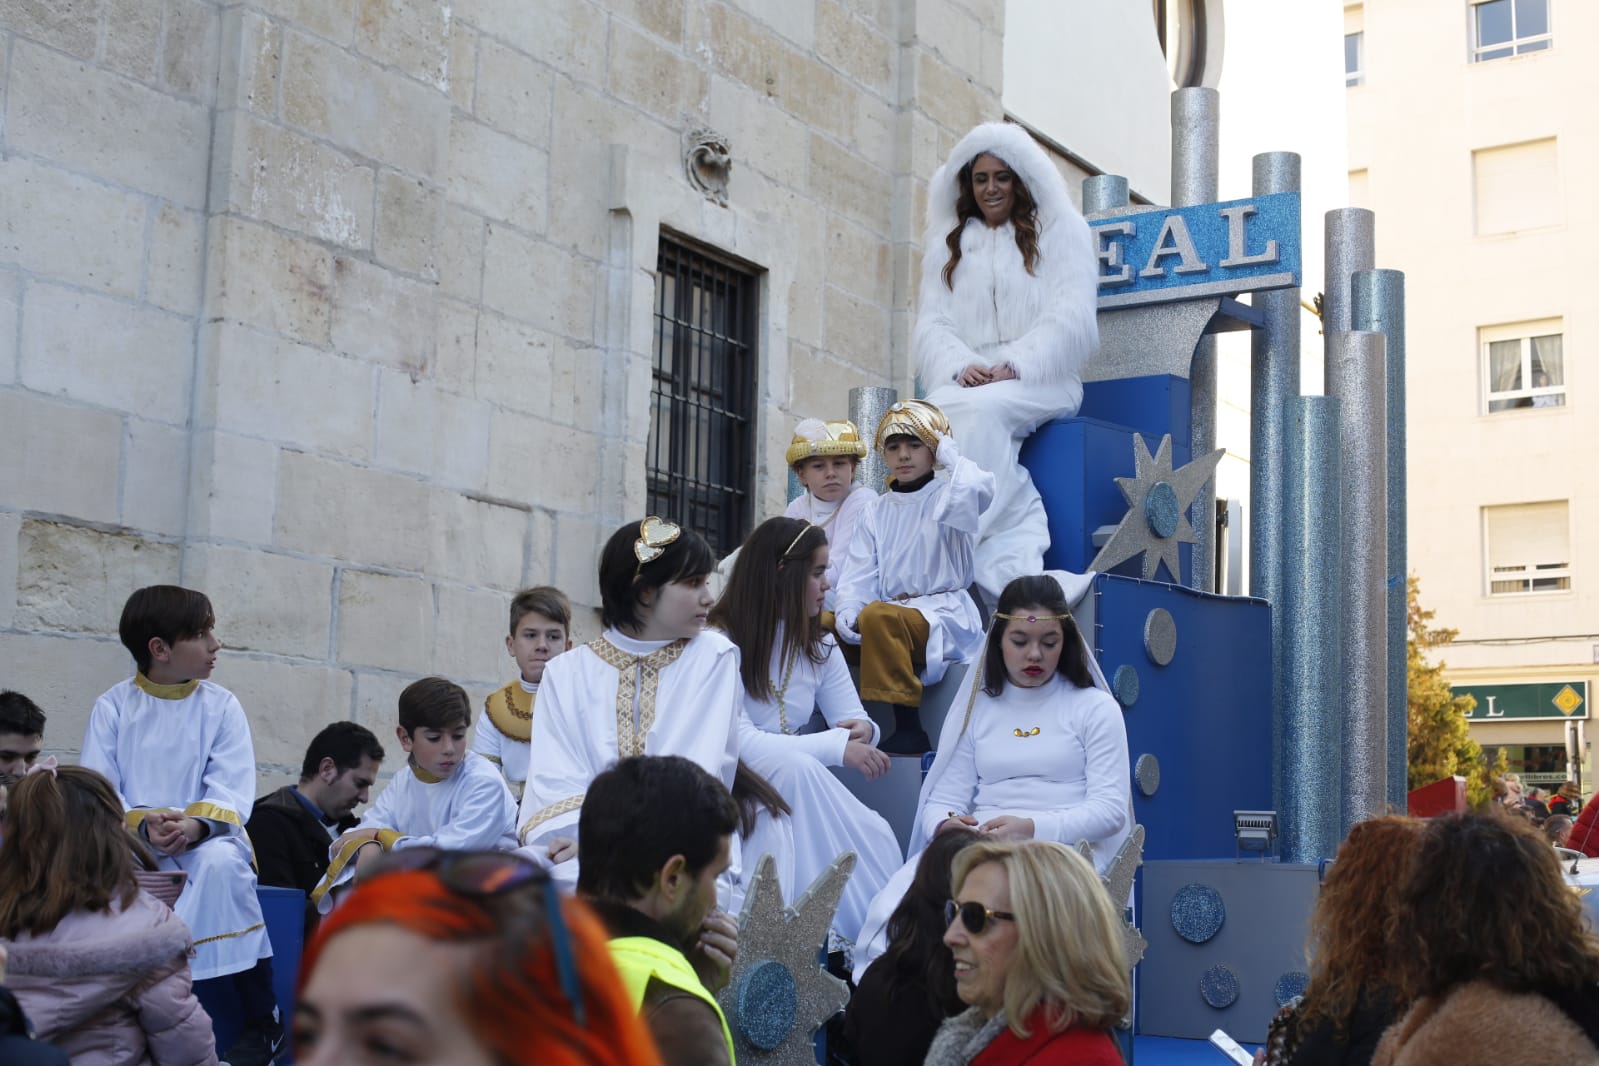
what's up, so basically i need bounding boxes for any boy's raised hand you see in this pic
[934,432,961,468]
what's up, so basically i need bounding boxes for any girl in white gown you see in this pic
[709,516,906,948]
[853,572,1132,980]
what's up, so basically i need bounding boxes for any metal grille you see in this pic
[647,236,758,556]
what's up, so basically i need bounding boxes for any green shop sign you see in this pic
[1454,681,1588,721]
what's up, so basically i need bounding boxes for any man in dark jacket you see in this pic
[248,722,384,934]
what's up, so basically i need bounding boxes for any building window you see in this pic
[1484,501,1570,596]
[1345,32,1364,86]
[1472,138,1559,235]
[1481,319,1564,412]
[1471,0,1551,62]
[647,235,758,556]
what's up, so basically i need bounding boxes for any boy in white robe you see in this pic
[517,517,796,907]
[834,399,996,754]
[782,418,872,614]
[313,677,517,910]
[475,586,573,801]
[80,584,283,1064]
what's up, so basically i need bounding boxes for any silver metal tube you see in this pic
[1323,208,1375,334]
[1082,174,1130,218]
[849,386,897,493]
[1249,151,1302,813]
[1352,269,1408,811]
[1172,88,1221,591]
[1280,395,1343,862]
[1326,330,1388,832]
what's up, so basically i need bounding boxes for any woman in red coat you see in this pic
[923,839,1129,1065]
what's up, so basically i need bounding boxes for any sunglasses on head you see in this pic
[945,898,1016,936]
[367,848,586,1027]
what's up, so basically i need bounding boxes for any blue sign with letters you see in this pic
[1091,191,1301,309]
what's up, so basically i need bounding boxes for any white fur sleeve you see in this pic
[912,235,983,391]
[992,212,1099,389]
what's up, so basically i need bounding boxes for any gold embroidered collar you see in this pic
[133,674,199,700]
[485,681,536,742]
[587,636,690,758]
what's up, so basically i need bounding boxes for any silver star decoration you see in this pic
[718,851,855,1063]
[1076,824,1147,995]
[1089,434,1225,583]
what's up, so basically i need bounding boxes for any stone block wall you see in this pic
[0,0,1003,788]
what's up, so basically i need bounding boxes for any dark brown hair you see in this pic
[596,519,717,633]
[509,586,572,636]
[1389,811,1599,1002]
[941,152,1042,290]
[1297,815,1423,1037]
[0,766,155,937]
[397,676,472,733]
[119,585,215,674]
[0,691,46,737]
[878,826,981,1017]
[707,517,829,702]
[982,575,1094,696]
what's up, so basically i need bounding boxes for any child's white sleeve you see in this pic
[919,723,979,841]
[816,643,880,749]
[189,694,255,839]
[932,454,996,535]
[79,695,128,807]
[825,487,872,594]
[472,711,505,765]
[831,500,881,617]
[394,771,517,853]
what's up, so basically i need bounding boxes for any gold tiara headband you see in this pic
[782,522,816,560]
[633,516,681,577]
[993,611,1074,623]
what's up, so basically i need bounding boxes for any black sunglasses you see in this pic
[368,848,586,1026]
[945,898,1016,936]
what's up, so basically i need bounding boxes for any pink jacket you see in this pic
[3,889,217,1066]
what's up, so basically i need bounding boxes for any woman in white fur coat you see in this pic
[914,122,1099,605]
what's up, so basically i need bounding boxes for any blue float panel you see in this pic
[195,885,305,1061]
[1079,375,1192,449]
[1021,419,1192,578]
[1087,574,1271,861]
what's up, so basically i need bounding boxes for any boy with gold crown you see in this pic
[833,399,995,754]
[783,417,870,612]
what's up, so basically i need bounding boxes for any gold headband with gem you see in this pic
[633,516,681,577]
[994,611,1075,623]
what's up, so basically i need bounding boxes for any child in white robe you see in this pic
[852,573,1132,980]
[708,516,905,949]
[313,676,517,910]
[516,517,796,907]
[475,586,573,801]
[782,418,872,614]
[833,399,996,754]
[79,584,282,1063]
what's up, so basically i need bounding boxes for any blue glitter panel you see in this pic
[1170,883,1225,943]
[1113,664,1140,707]
[735,960,797,1050]
[1200,965,1240,1009]
[1275,971,1310,1007]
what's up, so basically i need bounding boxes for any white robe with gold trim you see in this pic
[80,677,270,981]
[472,678,535,800]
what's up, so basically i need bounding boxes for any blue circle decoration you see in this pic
[1275,970,1310,1007]
[1201,965,1240,1009]
[1113,664,1140,707]
[735,961,797,1050]
[1144,481,1180,538]
[1135,753,1161,796]
[1170,883,1225,943]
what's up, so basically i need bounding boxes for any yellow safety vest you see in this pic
[609,935,737,1063]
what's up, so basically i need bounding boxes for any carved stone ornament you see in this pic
[684,126,733,205]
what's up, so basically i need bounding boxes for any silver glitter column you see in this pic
[1326,330,1388,832]
[1280,396,1343,861]
[1173,88,1221,592]
[1323,209,1375,334]
[1249,152,1302,817]
[1082,174,1130,218]
[850,386,898,491]
[1353,269,1408,810]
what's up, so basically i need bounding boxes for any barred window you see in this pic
[647,235,759,556]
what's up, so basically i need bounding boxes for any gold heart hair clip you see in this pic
[634,515,682,573]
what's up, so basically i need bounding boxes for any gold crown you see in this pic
[786,419,867,465]
[874,399,950,453]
